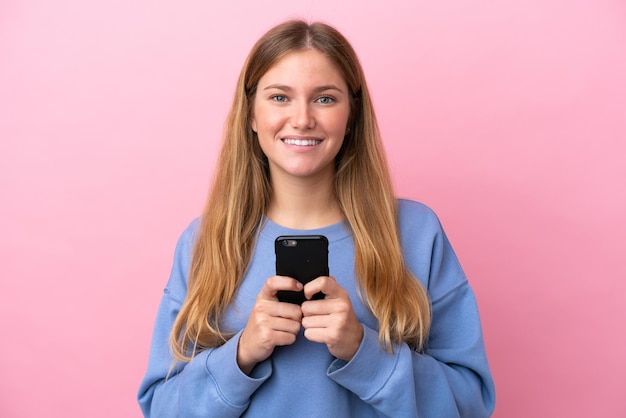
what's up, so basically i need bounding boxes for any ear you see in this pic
[250,116,257,133]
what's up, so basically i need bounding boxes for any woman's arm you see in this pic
[137,222,272,418]
[329,282,495,417]
[327,201,496,417]
[138,295,272,417]
[137,221,309,417]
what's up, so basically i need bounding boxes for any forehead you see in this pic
[257,49,347,88]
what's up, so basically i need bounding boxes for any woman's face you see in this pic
[251,49,351,183]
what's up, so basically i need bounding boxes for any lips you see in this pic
[282,138,322,146]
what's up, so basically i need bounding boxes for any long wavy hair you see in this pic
[171,20,431,361]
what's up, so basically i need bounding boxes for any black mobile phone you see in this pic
[275,235,329,305]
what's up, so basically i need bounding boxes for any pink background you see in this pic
[1,0,625,416]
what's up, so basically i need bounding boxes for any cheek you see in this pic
[330,111,351,134]
[252,106,281,133]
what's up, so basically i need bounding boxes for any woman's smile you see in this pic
[282,137,322,147]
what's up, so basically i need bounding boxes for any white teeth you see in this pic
[283,138,321,146]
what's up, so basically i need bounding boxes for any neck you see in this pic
[267,171,344,230]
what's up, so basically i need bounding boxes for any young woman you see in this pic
[138,20,495,417]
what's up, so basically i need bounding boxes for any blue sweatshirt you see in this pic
[138,199,496,417]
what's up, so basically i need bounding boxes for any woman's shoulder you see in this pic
[397,198,434,213]
[182,217,201,240]
[397,198,442,232]
[163,218,202,300]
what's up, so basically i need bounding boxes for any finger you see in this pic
[303,322,364,362]
[239,315,301,371]
[264,316,303,336]
[300,313,328,329]
[271,330,299,347]
[303,276,341,300]
[302,327,326,345]
[252,298,303,321]
[259,276,304,300]
[301,296,352,320]
[302,326,349,347]
[300,298,333,316]
[252,316,301,349]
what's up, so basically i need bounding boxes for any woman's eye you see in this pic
[316,96,335,104]
[271,95,288,103]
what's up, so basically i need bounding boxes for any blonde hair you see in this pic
[171,20,431,361]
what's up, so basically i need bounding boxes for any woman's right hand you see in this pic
[237,276,304,375]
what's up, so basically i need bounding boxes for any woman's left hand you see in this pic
[301,276,364,361]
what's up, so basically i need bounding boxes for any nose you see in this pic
[290,101,315,130]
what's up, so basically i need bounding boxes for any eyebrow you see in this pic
[262,84,346,94]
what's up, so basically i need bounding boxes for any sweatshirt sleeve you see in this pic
[328,203,496,417]
[137,221,272,417]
